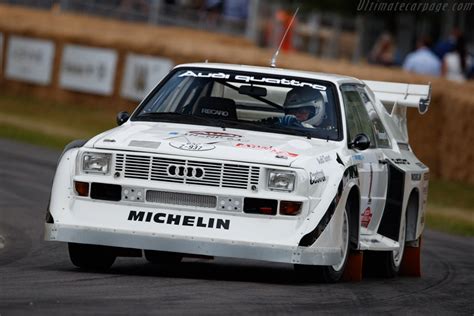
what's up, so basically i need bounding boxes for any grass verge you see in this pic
[0,92,472,236]
[0,122,74,149]
[426,204,473,237]
[0,93,117,149]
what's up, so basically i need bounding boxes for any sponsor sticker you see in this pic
[361,207,372,228]
[178,70,327,90]
[309,171,326,185]
[411,173,422,181]
[352,154,364,161]
[169,142,215,151]
[316,154,331,164]
[234,143,298,158]
[128,210,230,230]
[186,131,243,141]
[392,158,410,165]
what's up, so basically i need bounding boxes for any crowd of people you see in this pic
[369,29,473,82]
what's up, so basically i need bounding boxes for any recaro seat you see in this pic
[193,96,237,120]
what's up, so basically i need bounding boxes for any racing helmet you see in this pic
[284,87,325,126]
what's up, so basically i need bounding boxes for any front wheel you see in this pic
[68,243,116,270]
[295,203,351,283]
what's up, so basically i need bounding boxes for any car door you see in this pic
[341,84,389,235]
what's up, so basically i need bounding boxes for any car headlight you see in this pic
[82,152,111,174]
[268,170,296,192]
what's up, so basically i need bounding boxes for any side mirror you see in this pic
[349,133,370,151]
[116,111,130,126]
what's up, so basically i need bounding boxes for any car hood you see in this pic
[90,122,340,167]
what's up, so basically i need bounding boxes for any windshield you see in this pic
[132,68,342,140]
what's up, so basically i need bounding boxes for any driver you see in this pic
[280,87,325,128]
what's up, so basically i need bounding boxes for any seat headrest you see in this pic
[194,97,237,120]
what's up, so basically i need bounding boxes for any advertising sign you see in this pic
[121,53,173,101]
[60,44,117,95]
[5,36,55,85]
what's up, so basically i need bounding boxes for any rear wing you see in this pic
[363,80,431,114]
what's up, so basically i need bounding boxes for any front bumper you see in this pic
[45,223,340,265]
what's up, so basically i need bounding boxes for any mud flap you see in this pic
[399,237,422,277]
[342,250,364,282]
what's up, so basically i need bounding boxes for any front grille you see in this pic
[115,154,260,190]
[146,190,217,208]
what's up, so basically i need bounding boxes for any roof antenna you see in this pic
[270,7,299,68]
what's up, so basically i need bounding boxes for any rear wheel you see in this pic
[68,243,116,270]
[364,213,407,278]
[144,250,183,264]
[295,204,351,283]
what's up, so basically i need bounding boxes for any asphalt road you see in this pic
[0,138,473,315]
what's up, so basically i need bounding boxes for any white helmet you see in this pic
[284,87,325,126]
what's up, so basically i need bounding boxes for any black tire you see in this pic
[364,212,407,278]
[144,250,183,264]
[295,203,351,283]
[68,243,116,270]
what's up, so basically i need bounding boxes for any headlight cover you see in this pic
[268,170,296,192]
[82,152,111,174]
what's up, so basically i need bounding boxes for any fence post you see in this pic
[60,0,70,11]
[149,0,162,25]
[245,0,260,43]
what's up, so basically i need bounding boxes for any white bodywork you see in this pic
[45,63,430,267]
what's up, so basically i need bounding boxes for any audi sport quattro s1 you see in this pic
[45,63,430,282]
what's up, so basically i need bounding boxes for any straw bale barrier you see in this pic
[0,4,473,183]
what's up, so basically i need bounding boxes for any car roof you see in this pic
[174,63,362,85]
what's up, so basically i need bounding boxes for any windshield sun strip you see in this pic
[130,67,343,141]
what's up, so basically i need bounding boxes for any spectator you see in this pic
[202,0,223,27]
[434,28,461,60]
[442,36,471,82]
[368,33,397,66]
[222,0,248,21]
[403,37,441,76]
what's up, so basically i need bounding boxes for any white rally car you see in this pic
[45,63,430,282]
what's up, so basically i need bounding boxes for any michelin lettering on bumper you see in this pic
[128,210,231,230]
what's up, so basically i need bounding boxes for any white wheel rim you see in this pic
[332,209,349,271]
[393,215,406,267]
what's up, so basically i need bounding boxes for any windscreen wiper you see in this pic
[266,123,313,139]
[222,119,312,139]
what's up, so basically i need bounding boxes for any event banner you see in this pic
[59,44,117,95]
[5,36,55,85]
[121,53,173,101]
